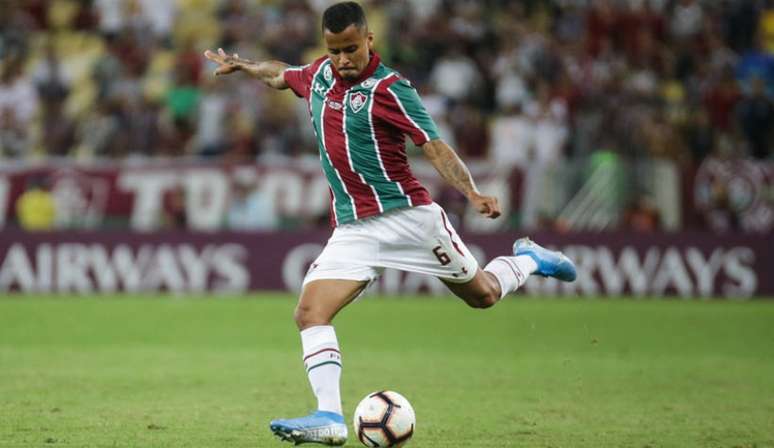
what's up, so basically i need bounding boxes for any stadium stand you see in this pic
[0,0,771,233]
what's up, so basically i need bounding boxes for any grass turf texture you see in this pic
[1,296,773,448]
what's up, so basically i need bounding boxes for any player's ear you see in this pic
[366,31,374,51]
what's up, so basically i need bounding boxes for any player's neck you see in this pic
[334,52,380,86]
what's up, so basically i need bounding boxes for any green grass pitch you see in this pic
[1,295,773,447]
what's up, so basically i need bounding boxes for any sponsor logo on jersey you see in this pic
[349,92,367,113]
[327,100,343,111]
[324,65,333,82]
[361,77,376,88]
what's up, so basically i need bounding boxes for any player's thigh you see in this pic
[377,203,479,283]
[303,224,381,287]
[295,279,370,329]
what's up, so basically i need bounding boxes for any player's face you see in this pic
[324,24,373,81]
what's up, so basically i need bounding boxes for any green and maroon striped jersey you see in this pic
[283,53,439,226]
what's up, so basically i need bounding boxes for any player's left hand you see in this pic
[204,48,244,76]
[468,193,501,219]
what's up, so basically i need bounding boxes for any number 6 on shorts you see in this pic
[432,246,451,266]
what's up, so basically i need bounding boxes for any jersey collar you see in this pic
[332,52,381,87]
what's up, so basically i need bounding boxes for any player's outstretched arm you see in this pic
[422,139,501,219]
[204,48,289,90]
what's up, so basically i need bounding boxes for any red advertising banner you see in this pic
[0,230,770,298]
[3,159,772,233]
[0,162,330,230]
[0,160,520,232]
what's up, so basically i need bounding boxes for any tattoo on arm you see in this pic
[423,139,478,198]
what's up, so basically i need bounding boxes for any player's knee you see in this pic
[294,303,328,329]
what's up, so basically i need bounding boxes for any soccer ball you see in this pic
[353,390,415,447]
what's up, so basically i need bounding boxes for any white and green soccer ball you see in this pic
[353,390,415,447]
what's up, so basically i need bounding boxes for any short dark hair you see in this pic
[322,1,367,33]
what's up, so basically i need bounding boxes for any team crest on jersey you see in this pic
[324,65,333,82]
[361,77,376,88]
[349,92,367,113]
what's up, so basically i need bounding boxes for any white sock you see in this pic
[300,325,342,415]
[484,255,538,298]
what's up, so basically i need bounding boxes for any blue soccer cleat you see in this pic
[513,237,577,282]
[269,410,348,446]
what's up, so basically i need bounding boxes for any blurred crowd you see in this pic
[0,0,772,165]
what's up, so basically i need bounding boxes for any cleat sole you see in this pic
[270,424,347,446]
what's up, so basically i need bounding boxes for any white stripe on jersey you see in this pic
[368,77,411,206]
[308,61,352,225]
[385,75,431,143]
[342,90,383,214]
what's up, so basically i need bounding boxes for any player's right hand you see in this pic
[468,192,501,219]
[204,48,242,76]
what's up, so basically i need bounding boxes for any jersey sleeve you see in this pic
[283,64,313,99]
[376,78,440,146]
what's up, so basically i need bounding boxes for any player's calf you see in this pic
[443,270,501,309]
[466,291,499,309]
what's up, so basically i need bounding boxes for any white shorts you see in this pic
[303,203,479,287]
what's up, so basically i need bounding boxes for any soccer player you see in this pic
[205,2,576,445]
